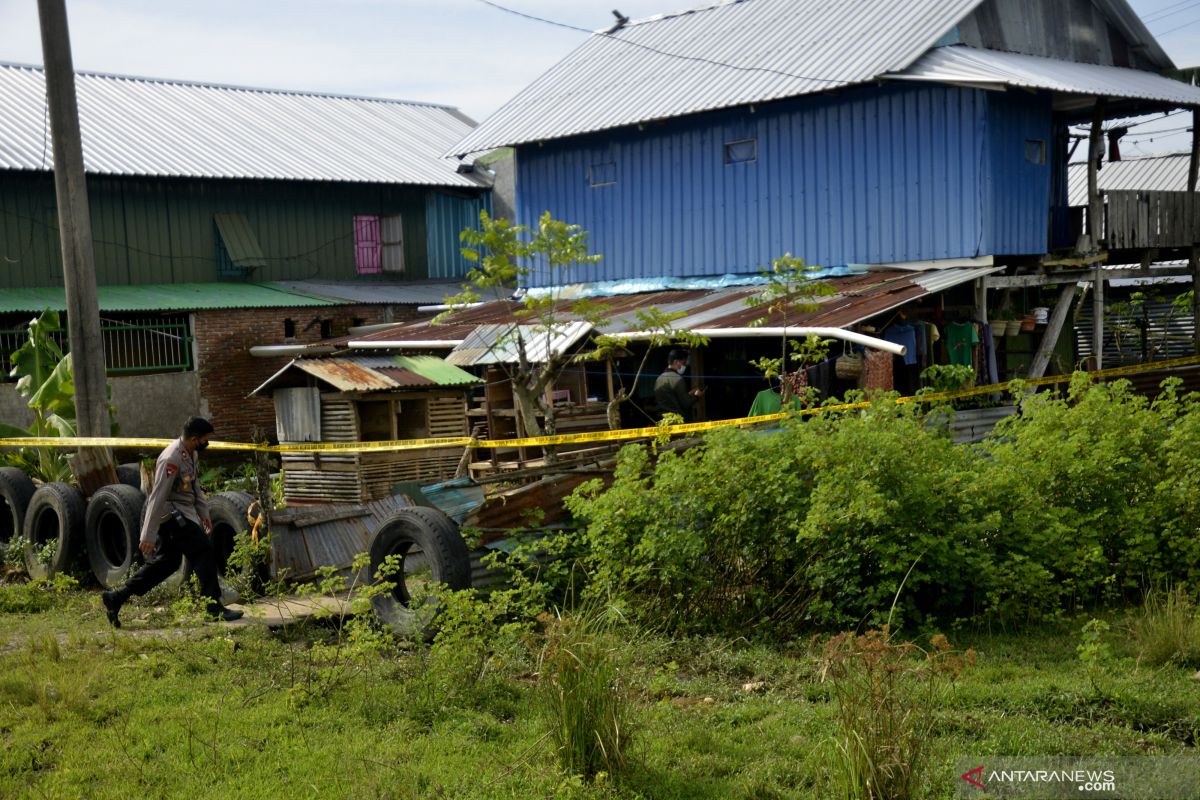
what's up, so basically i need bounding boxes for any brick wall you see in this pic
[193,304,412,442]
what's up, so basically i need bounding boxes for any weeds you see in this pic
[1133,586,1200,667]
[539,601,633,783]
[1077,618,1115,698]
[821,628,971,800]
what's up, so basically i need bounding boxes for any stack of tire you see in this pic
[0,464,256,591]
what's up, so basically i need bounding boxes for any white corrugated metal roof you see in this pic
[0,62,483,186]
[1067,153,1193,206]
[890,46,1200,109]
[444,322,594,366]
[447,0,985,156]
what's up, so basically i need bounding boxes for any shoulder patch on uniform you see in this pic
[166,463,178,477]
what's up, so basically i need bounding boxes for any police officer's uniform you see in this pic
[117,437,222,606]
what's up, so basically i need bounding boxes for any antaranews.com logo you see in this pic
[954,757,1200,799]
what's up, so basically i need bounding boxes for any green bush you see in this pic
[568,400,980,631]
[566,374,1200,633]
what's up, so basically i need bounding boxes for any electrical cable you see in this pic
[1142,0,1200,23]
[473,0,845,85]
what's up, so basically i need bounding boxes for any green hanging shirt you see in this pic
[945,321,979,367]
[748,389,804,417]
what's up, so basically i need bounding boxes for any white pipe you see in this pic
[618,327,906,356]
[347,322,401,335]
[249,344,336,358]
[347,339,461,350]
[415,302,487,313]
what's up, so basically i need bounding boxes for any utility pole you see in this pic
[37,0,115,492]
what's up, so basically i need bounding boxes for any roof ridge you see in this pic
[616,0,752,30]
[0,60,458,110]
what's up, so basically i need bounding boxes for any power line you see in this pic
[1152,11,1200,35]
[474,0,845,85]
[1143,0,1200,23]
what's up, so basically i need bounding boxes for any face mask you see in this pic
[196,441,209,452]
[677,363,687,375]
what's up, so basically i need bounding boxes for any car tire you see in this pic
[0,467,36,547]
[84,484,145,589]
[369,506,471,639]
[23,482,86,580]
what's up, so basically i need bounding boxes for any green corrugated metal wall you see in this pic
[0,172,489,289]
[425,190,493,279]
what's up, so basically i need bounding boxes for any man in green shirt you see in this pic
[654,349,704,421]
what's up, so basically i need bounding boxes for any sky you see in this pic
[0,0,1197,154]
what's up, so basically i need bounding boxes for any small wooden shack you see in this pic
[251,355,482,505]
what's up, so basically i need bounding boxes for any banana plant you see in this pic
[0,311,81,482]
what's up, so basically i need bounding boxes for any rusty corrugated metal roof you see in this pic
[250,354,481,396]
[342,269,988,349]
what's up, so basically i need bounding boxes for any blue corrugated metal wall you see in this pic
[515,84,1055,288]
[986,92,1052,255]
[425,190,493,279]
[515,84,992,287]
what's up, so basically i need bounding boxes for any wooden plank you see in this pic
[1027,283,1078,379]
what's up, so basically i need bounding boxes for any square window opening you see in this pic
[724,138,757,165]
[1024,138,1046,165]
[589,162,617,187]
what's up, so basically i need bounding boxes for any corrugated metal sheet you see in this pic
[251,354,481,396]
[425,191,494,279]
[269,495,412,580]
[0,281,336,313]
[986,92,1052,255]
[516,84,993,287]
[890,46,1200,109]
[347,267,999,348]
[444,322,594,366]
[448,0,985,155]
[1067,153,1193,207]
[270,280,464,306]
[0,173,459,288]
[0,62,483,187]
[393,355,483,386]
[274,387,322,442]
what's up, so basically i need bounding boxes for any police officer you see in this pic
[101,417,243,626]
[654,348,705,421]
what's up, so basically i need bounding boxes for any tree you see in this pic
[0,310,85,481]
[441,212,605,457]
[745,254,837,404]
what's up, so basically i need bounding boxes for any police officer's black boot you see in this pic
[206,602,243,622]
[101,590,125,628]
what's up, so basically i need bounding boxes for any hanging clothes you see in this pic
[882,323,918,367]
[945,321,979,367]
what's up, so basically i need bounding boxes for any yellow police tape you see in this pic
[3,355,1198,454]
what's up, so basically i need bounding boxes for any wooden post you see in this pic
[38,0,115,493]
[1189,108,1199,354]
[1088,103,1106,370]
[1027,283,1077,379]
[974,278,988,326]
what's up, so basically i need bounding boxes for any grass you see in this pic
[1132,585,1200,668]
[1,585,1199,799]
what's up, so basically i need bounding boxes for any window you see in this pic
[1024,138,1046,165]
[319,319,332,339]
[353,214,404,274]
[589,161,617,187]
[283,319,296,339]
[724,138,757,165]
[213,213,267,278]
[395,398,429,439]
[359,400,393,441]
[353,216,381,275]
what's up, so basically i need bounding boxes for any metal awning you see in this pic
[890,46,1200,111]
